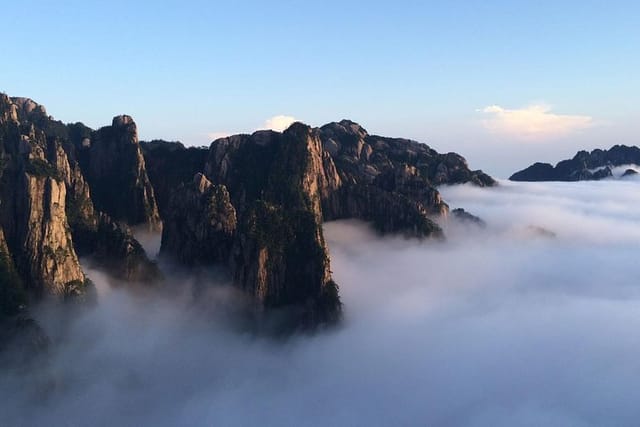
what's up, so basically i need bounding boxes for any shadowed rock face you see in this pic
[76,116,161,230]
[140,140,209,218]
[201,125,342,327]
[510,145,640,181]
[160,121,494,327]
[161,173,236,266]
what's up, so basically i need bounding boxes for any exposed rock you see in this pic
[511,145,640,181]
[140,140,209,218]
[0,94,160,299]
[76,115,161,229]
[318,120,494,230]
[161,173,236,266]
[203,124,342,328]
[622,168,638,177]
[0,95,87,298]
[163,120,494,328]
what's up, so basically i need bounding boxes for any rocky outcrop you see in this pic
[161,120,493,327]
[2,92,495,333]
[76,116,161,229]
[0,94,160,299]
[140,140,209,218]
[161,173,236,266]
[510,145,640,181]
[0,95,87,298]
[318,120,493,234]
[0,227,26,318]
[198,124,342,327]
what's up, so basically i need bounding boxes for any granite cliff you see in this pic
[154,121,494,327]
[510,145,640,181]
[0,94,160,354]
[1,92,495,341]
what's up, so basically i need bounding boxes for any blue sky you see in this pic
[2,0,638,176]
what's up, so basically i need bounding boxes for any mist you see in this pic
[2,179,640,426]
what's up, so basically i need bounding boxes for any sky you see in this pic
[2,0,639,176]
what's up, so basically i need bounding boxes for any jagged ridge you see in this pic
[510,145,640,181]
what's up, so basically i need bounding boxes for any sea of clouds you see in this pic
[2,177,640,426]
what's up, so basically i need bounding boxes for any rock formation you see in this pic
[140,140,209,217]
[0,94,161,348]
[161,173,236,266]
[0,94,87,299]
[1,92,495,335]
[511,145,640,181]
[75,116,161,229]
[158,121,494,327]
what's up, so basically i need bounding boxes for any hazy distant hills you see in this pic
[510,145,640,181]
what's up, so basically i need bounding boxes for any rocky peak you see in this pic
[10,97,47,123]
[161,173,236,266]
[0,94,19,123]
[511,145,640,181]
[78,115,161,229]
[112,114,135,129]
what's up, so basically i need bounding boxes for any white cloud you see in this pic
[4,180,640,425]
[480,104,594,140]
[262,115,297,132]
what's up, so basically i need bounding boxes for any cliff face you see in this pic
[1,92,495,333]
[0,95,87,298]
[0,94,160,305]
[76,116,161,229]
[510,145,640,181]
[161,173,236,266]
[167,124,343,326]
[140,140,209,218]
[160,121,494,327]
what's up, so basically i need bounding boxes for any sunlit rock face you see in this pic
[511,145,640,181]
[0,94,159,332]
[0,94,86,299]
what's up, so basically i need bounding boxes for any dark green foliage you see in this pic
[25,158,60,180]
[62,279,87,299]
[0,248,27,318]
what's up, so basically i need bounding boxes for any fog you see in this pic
[2,179,640,426]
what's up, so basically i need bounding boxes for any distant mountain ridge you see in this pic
[510,145,640,181]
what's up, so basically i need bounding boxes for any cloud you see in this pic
[262,115,297,132]
[480,104,594,140]
[3,179,640,426]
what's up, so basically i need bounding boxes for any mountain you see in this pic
[0,93,494,348]
[510,145,640,181]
